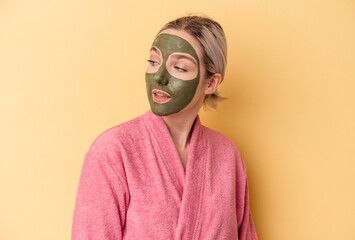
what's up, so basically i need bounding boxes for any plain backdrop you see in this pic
[1,0,354,239]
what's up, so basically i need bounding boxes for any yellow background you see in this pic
[1,0,354,239]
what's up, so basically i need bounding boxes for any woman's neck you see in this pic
[162,110,197,148]
[162,110,197,171]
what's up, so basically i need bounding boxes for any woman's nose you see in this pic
[154,66,169,85]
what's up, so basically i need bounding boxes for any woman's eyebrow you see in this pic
[150,46,160,53]
[173,54,197,66]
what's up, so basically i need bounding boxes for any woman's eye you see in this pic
[147,60,159,66]
[174,66,187,72]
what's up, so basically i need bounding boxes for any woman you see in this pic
[72,15,258,239]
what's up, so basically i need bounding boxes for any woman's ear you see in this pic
[204,73,222,95]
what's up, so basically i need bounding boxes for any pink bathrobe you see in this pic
[72,110,257,239]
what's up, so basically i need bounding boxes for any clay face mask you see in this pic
[145,33,200,116]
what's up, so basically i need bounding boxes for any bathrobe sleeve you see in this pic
[236,154,258,240]
[71,150,129,240]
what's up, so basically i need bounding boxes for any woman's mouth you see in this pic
[152,89,171,104]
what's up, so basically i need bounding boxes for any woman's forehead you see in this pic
[152,33,199,61]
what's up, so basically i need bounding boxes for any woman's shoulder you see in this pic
[87,113,146,155]
[201,125,239,152]
[201,124,245,170]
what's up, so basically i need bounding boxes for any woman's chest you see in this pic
[121,147,237,239]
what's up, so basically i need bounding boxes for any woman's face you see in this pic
[145,29,206,116]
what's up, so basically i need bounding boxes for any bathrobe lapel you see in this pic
[174,114,207,239]
[144,111,207,239]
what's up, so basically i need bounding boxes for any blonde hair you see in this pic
[159,15,227,109]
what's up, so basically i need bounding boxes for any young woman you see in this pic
[72,15,258,240]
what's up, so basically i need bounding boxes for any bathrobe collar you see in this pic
[143,110,208,239]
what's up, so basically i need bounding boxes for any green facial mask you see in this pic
[145,33,200,116]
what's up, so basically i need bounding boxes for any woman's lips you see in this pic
[152,89,171,104]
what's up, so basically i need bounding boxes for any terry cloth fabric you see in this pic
[72,110,258,240]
